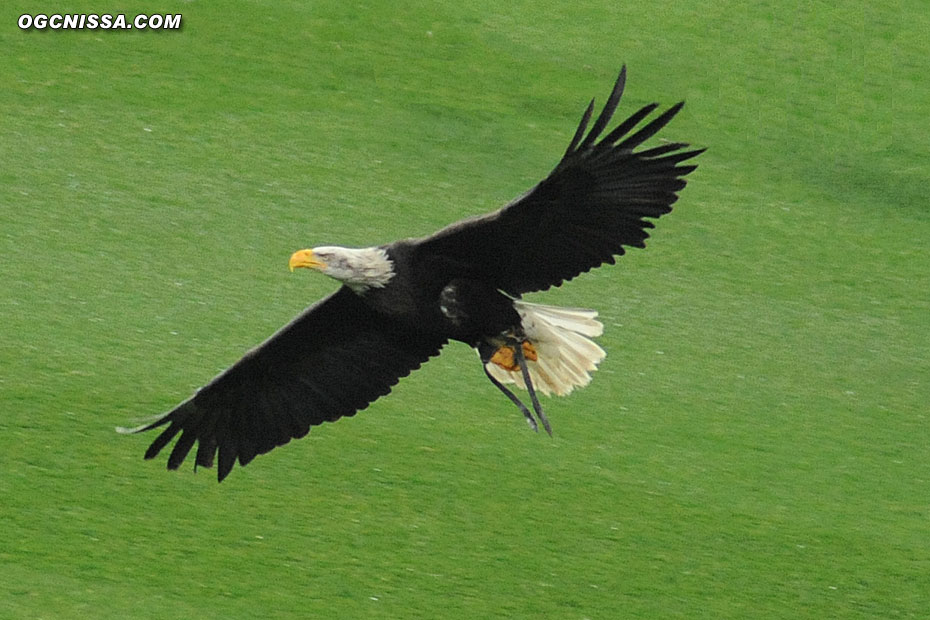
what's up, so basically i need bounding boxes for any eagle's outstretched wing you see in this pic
[120,286,446,481]
[417,66,704,295]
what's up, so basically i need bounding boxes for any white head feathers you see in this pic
[302,246,395,293]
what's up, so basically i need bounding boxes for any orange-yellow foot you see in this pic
[489,342,537,371]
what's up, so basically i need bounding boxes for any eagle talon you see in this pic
[488,341,538,372]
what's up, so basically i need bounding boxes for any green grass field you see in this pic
[2,1,928,617]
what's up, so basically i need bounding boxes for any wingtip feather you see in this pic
[578,68,628,151]
[565,98,595,156]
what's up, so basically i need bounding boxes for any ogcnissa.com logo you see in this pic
[18,13,182,30]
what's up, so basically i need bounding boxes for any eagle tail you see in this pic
[484,301,606,396]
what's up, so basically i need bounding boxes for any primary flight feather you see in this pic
[120,66,704,481]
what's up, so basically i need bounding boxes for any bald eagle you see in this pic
[120,67,703,481]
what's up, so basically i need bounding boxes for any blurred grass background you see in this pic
[1,0,928,617]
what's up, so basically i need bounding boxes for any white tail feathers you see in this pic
[483,300,606,397]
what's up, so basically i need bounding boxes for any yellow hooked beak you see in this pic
[289,249,325,272]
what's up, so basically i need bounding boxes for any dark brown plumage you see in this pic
[120,66,703,481]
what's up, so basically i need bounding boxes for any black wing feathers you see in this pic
[418,66,703,296]
[564,99,595,157]
[577,65,626,152]
[127,286,445,481]
[615,101,685,152]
